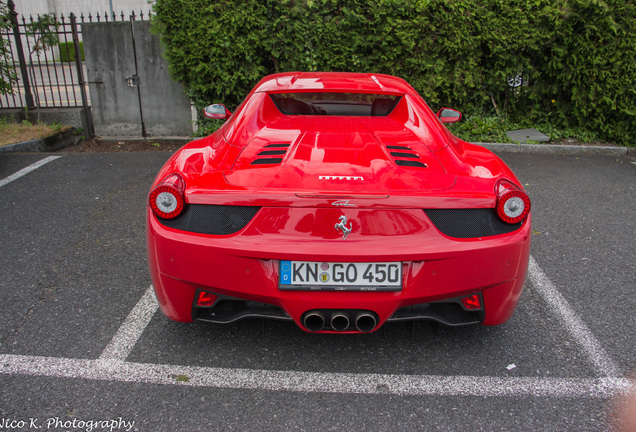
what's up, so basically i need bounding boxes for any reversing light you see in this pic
[196,291,218,307]
[495,180,531,224]
[460,294,482,310]
[149,173,185,219]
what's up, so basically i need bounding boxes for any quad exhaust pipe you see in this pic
[330,311,350,332]
[354,312,377,333]
[303,310,378,332]
[303,311,325,332]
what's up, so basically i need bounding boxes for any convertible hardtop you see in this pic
[250,72,419,95]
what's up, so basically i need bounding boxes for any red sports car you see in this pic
[146,72,531,333]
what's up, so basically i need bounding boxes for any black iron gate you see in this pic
[0,0,94,136]
[2,2,191,138]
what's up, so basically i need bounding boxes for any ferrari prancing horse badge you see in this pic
[334,215,353,240]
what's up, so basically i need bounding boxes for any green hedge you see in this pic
[58,41,84,62]
[152,0,635,145]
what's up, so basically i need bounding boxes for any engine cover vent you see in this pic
[386,144,427,168]
[251,143,291,165]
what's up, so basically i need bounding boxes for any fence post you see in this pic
[7,0,35,109]
[130,12,147,138]
[70,13,95,138]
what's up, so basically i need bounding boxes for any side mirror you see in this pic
[204,104,232,120]
[436,108,462,123]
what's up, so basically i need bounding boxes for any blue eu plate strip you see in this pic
[279,260,292,285]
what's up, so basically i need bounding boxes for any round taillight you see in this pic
[495,181,531,224]
[149,174,185,219]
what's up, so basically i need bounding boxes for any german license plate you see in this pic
[279,261,402,291]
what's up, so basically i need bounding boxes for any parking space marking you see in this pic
[0,354,630,397]
[0,156,62,188]
[0,256,628,398]
[528,256,621,378]
[99,286,158,361]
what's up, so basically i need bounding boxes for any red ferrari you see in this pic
[146,72,531,333]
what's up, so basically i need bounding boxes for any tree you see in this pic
[0,0,59,96]
[0,0,17,95]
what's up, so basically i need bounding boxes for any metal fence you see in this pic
[0,0,151,111]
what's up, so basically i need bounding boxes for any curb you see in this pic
[0,128,82,153]
[475,142,631,157]
[98,136,191,142]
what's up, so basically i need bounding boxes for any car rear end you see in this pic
[146,72,531,333]
[147,174,531,333]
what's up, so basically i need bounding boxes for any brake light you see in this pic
[149,173,185,219]
[495,180,531,224]
[195,291,218,307]
[460,294,482,310]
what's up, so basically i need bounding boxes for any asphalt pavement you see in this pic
[0,148,634,431]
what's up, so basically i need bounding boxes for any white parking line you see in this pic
[0,255,627,398]
[0,156,62,188]
[0,354,630,398]
[528,256,622,378]
[99,286,158,361]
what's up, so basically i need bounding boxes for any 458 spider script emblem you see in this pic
[334,215,353,240]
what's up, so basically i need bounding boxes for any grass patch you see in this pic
[174,374,190,382]
[0,119,70,147]
[447,115,609,145]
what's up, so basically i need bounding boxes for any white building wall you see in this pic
[12,0,154,18]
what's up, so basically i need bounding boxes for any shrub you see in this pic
[152,0,635,145]
[58,41,84,62]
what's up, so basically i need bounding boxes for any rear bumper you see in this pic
[146,207,531,332]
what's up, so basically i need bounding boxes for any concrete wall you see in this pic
[131,21,193,137]
[83,21,192,137]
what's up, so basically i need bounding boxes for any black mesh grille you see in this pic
[258,150,287,156]
[250,143,290,165]
[390,152,419,158]
[251,158,283,165]
[424,209,522,238]
[396,160,427,167]
[387,145,426,168]
[158,205,260,235]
